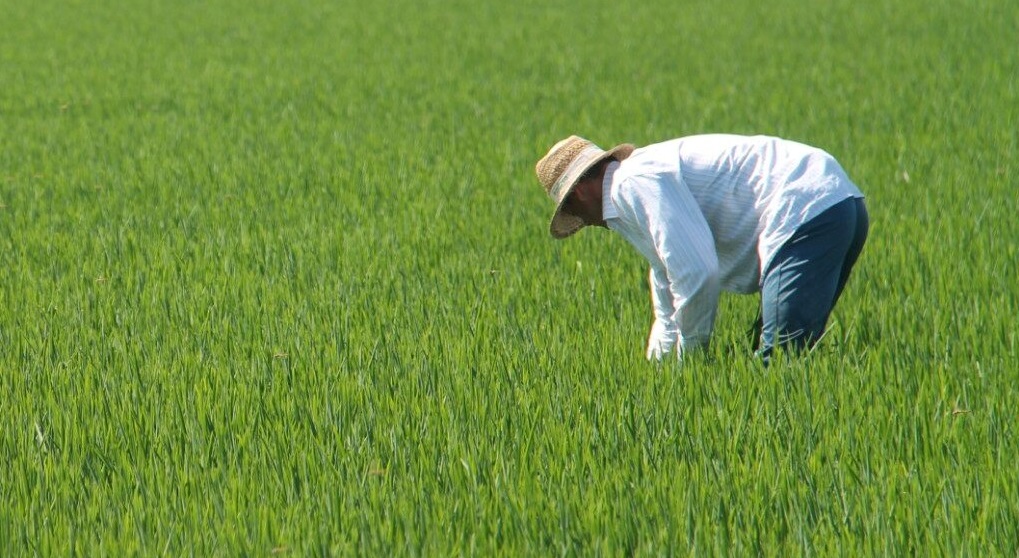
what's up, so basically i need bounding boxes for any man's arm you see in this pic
[647,264,677,359]
[616,175,721,359]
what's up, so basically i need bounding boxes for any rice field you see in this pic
[2,0,1018,554]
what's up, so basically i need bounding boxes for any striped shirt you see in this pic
[602,134,864,359]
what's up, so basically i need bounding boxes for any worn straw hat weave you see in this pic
[535,135,634,238]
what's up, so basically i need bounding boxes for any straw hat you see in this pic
[536,135,634,238]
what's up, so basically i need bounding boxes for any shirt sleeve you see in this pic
[646,264,677,360]
[615,174,721,356]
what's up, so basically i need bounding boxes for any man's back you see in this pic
[615,134,863,284]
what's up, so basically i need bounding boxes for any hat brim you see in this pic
[549,143,635,239]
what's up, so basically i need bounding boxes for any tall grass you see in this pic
[1,0,1017,554]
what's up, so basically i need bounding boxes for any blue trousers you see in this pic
[755,197,869,360]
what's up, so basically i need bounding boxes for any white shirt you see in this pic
[602,134,864,359]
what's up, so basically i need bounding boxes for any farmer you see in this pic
[535,134,868,362]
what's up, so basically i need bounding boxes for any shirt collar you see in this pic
[601,160,621,221]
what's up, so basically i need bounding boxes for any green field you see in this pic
[2,0,1018,554]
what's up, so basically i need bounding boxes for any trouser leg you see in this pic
[832,197,869,307]
[757,197,868,360]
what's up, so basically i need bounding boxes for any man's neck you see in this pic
[601,160,621,222]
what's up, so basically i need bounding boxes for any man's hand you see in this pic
[646,318,678,360]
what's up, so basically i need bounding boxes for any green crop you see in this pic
[2,0,1017,554]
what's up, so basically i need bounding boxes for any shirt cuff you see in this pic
[678,333,711,353]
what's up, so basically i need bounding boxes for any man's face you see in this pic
[562,177,605,228]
